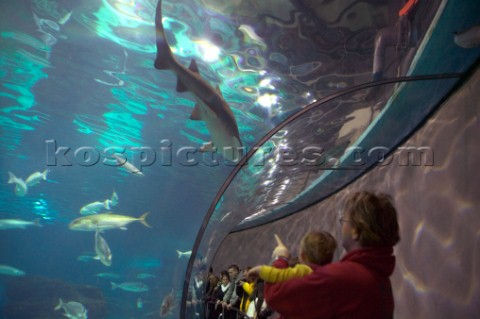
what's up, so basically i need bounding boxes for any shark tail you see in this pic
[177,250,181,258]
[111,282,118,290]
[154,0,173,70]
[138,212,152,228]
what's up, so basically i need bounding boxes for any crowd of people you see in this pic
[187,191,401,319]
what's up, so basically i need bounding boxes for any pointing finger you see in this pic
[274,234,285,247]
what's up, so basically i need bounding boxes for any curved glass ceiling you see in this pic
[185,0,480,316]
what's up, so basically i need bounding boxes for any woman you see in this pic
[264,191,400,319]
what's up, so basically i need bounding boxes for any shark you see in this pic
[154,0,243,162]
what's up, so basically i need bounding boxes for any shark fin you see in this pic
[176,78,188,92]
[188,59,199,74]
[190,104,203,121]
[176,60,199,92]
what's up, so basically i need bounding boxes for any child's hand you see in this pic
[272,234,291,260]
[247,265,261,279]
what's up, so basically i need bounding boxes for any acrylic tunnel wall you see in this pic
[210,66,480,318]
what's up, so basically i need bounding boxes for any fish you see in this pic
[113,153,145,176]
[0,264,25,276]
[94,231,112,266]
[95,272,122,279]
[80,190,118,215]
[136,273,156,279]
[69,212,151,231]
[176,250,192,259]
[7,172,28,196]
[54,298,87,319]
[25,169,49,187]
[111,281,149,292]
[154,1,243,162]
[80,200,111,215]
[159,289,175,317]
[454,24,480,48]
[0,218,42,230]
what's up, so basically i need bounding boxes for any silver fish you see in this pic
[111,281,149,292]
[8,172,28,196]
[154,1,243,162]
[0,264,25,276]
[80,200,111,215]
[176,250,192,259]
[25,169,49,187]
[54,298,87,319]
[159,289,175,317]
[69,212,151,231]
[94,231,112,266]
[95,272,122,279]
[113,154,145,176]
[0,218,42,230]
[136,273,156,279]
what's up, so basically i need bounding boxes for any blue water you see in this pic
[1,0,480,318]
[0,0,251,317]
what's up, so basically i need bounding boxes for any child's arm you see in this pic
[259,264,312,283]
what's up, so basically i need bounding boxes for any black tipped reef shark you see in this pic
[154,0,243,162]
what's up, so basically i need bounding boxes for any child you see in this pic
[249,231,337,283]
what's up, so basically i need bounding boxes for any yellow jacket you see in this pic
[239,281,255,312]
[259,263,312,283]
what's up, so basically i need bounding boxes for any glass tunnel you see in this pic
[0,0,479,318]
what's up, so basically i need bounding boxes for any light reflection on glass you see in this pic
[194,40,221,62]
[257,93,278,108]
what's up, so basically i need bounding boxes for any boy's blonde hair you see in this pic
[300,231,337,265]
